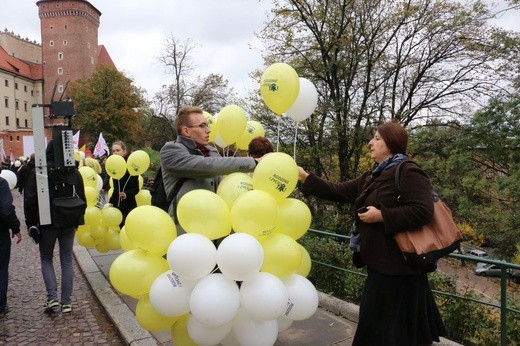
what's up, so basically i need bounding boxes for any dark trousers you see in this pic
[0,232,12,312]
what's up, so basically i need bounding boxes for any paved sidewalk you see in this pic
[0,192,123,345]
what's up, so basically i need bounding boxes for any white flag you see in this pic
[93,132,110,158]
[72,130,80,150]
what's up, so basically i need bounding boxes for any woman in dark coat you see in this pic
[108,140,139,227]
[298,122,446,346]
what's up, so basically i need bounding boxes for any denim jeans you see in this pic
[39,226,75,305]
[0,232,11,312]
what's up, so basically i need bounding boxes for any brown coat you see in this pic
[301,161,433,275]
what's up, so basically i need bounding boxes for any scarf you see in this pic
[196,144,210,157]
[370,153,408,179]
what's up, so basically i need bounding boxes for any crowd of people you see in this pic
[0,106,446,345]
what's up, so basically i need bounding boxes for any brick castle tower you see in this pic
[37,0,101,105]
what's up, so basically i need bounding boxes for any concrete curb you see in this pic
[73,245,157,346]
[317,291,461,346]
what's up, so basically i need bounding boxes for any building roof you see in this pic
[97,45,116,68]
[0,45,43,81]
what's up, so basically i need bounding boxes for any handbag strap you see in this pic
[395,161,440,203]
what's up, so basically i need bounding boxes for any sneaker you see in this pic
[61,304,72,313]
[43,299,60,313]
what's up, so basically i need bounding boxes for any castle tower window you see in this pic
[63,40,68,45]
[57,67,63,75]
[58,52,63,60]
[58,85,64,93]
[50,40,54,46]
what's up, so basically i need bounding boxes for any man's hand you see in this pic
[12,231,22,244]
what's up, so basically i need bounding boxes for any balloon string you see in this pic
[117,180,121,207]
[293,120,298,161]
[276,115,281,152]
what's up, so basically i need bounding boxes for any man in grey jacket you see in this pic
[160,106,258,234]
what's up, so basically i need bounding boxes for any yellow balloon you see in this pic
[90,224,108,240]
[76,226,97,248]
[273,198,312,240]
[203,111,217,143]
[260,63,300,115]
[171,314,197,346]
[79,166,98,189]
[177,190,231,240]
[296,244,312,277]
[101,206,123,227]
[230,190,278,239]
[95,240,110,253]
[119,226,136,252]
[84,157,102,174]
[216,173,253,210]
[136,295,178,332]
[109,249,169,298]
[84,186,99,207]
[127,150,150,176]
[235,120,266,151]
[84,206,102,226]
[104,228,121,251]
[105,154,127,180]
[125,206,177,254]
[216,105,247,146]
[252,152,298,201]
[135,189,152,206]
[260,233,302,278]
[138,175,144,189]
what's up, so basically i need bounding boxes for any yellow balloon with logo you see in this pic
[216,172,253,210]
[235,121,266,151]
[252,152,298,202]
[216,105,247,146]
[101,206,123,227]
[105,154,127,180]
[127,150,150,176]
[260,63,300,115]
[230,189,278,239]
[273,198,312,240]
[79,166,98,189]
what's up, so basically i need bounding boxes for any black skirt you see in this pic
[353,268,446,346]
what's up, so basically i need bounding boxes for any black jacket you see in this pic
[0,177,20,235]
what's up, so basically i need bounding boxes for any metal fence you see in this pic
[307,228,520,346]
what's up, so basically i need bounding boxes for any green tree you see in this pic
[68,65,147,148]
[255,0,519,231]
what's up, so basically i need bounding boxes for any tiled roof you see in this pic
[97,45,116,68]
[0,45,43,80]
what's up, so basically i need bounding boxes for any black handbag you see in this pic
[50,186,86,228]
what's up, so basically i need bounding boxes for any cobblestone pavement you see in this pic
[0,192,124,345]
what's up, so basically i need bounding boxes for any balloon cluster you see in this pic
[204,105,266,150]
[107,152,318,346]
[260,63,318,122]
[75,150,152,253]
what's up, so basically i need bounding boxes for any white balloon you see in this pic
[217,233,264,281]
[149,270,196,317]
[282,274,319,321]
[14,160,21,168]
[0,170,17,190]
[187,314,232,346]
[167,233,217,281]
[96,174,103,192]
[277,315,293,332]
[286,78,318,122]
[190,273,240,327]
[232,308,278,346]
[221,330,241,346]
[240,272,288,321]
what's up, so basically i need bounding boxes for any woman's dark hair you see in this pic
[377,122,408,155]
[248,136,274,158]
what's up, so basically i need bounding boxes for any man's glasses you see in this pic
[186,123,209,130]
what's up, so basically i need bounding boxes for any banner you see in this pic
[93,132,110,158]
[72,130,80,150]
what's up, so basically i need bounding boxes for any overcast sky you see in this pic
[1,0,273,100]
[1,1,518,103]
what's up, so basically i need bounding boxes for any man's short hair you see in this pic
[174,106,204,134]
